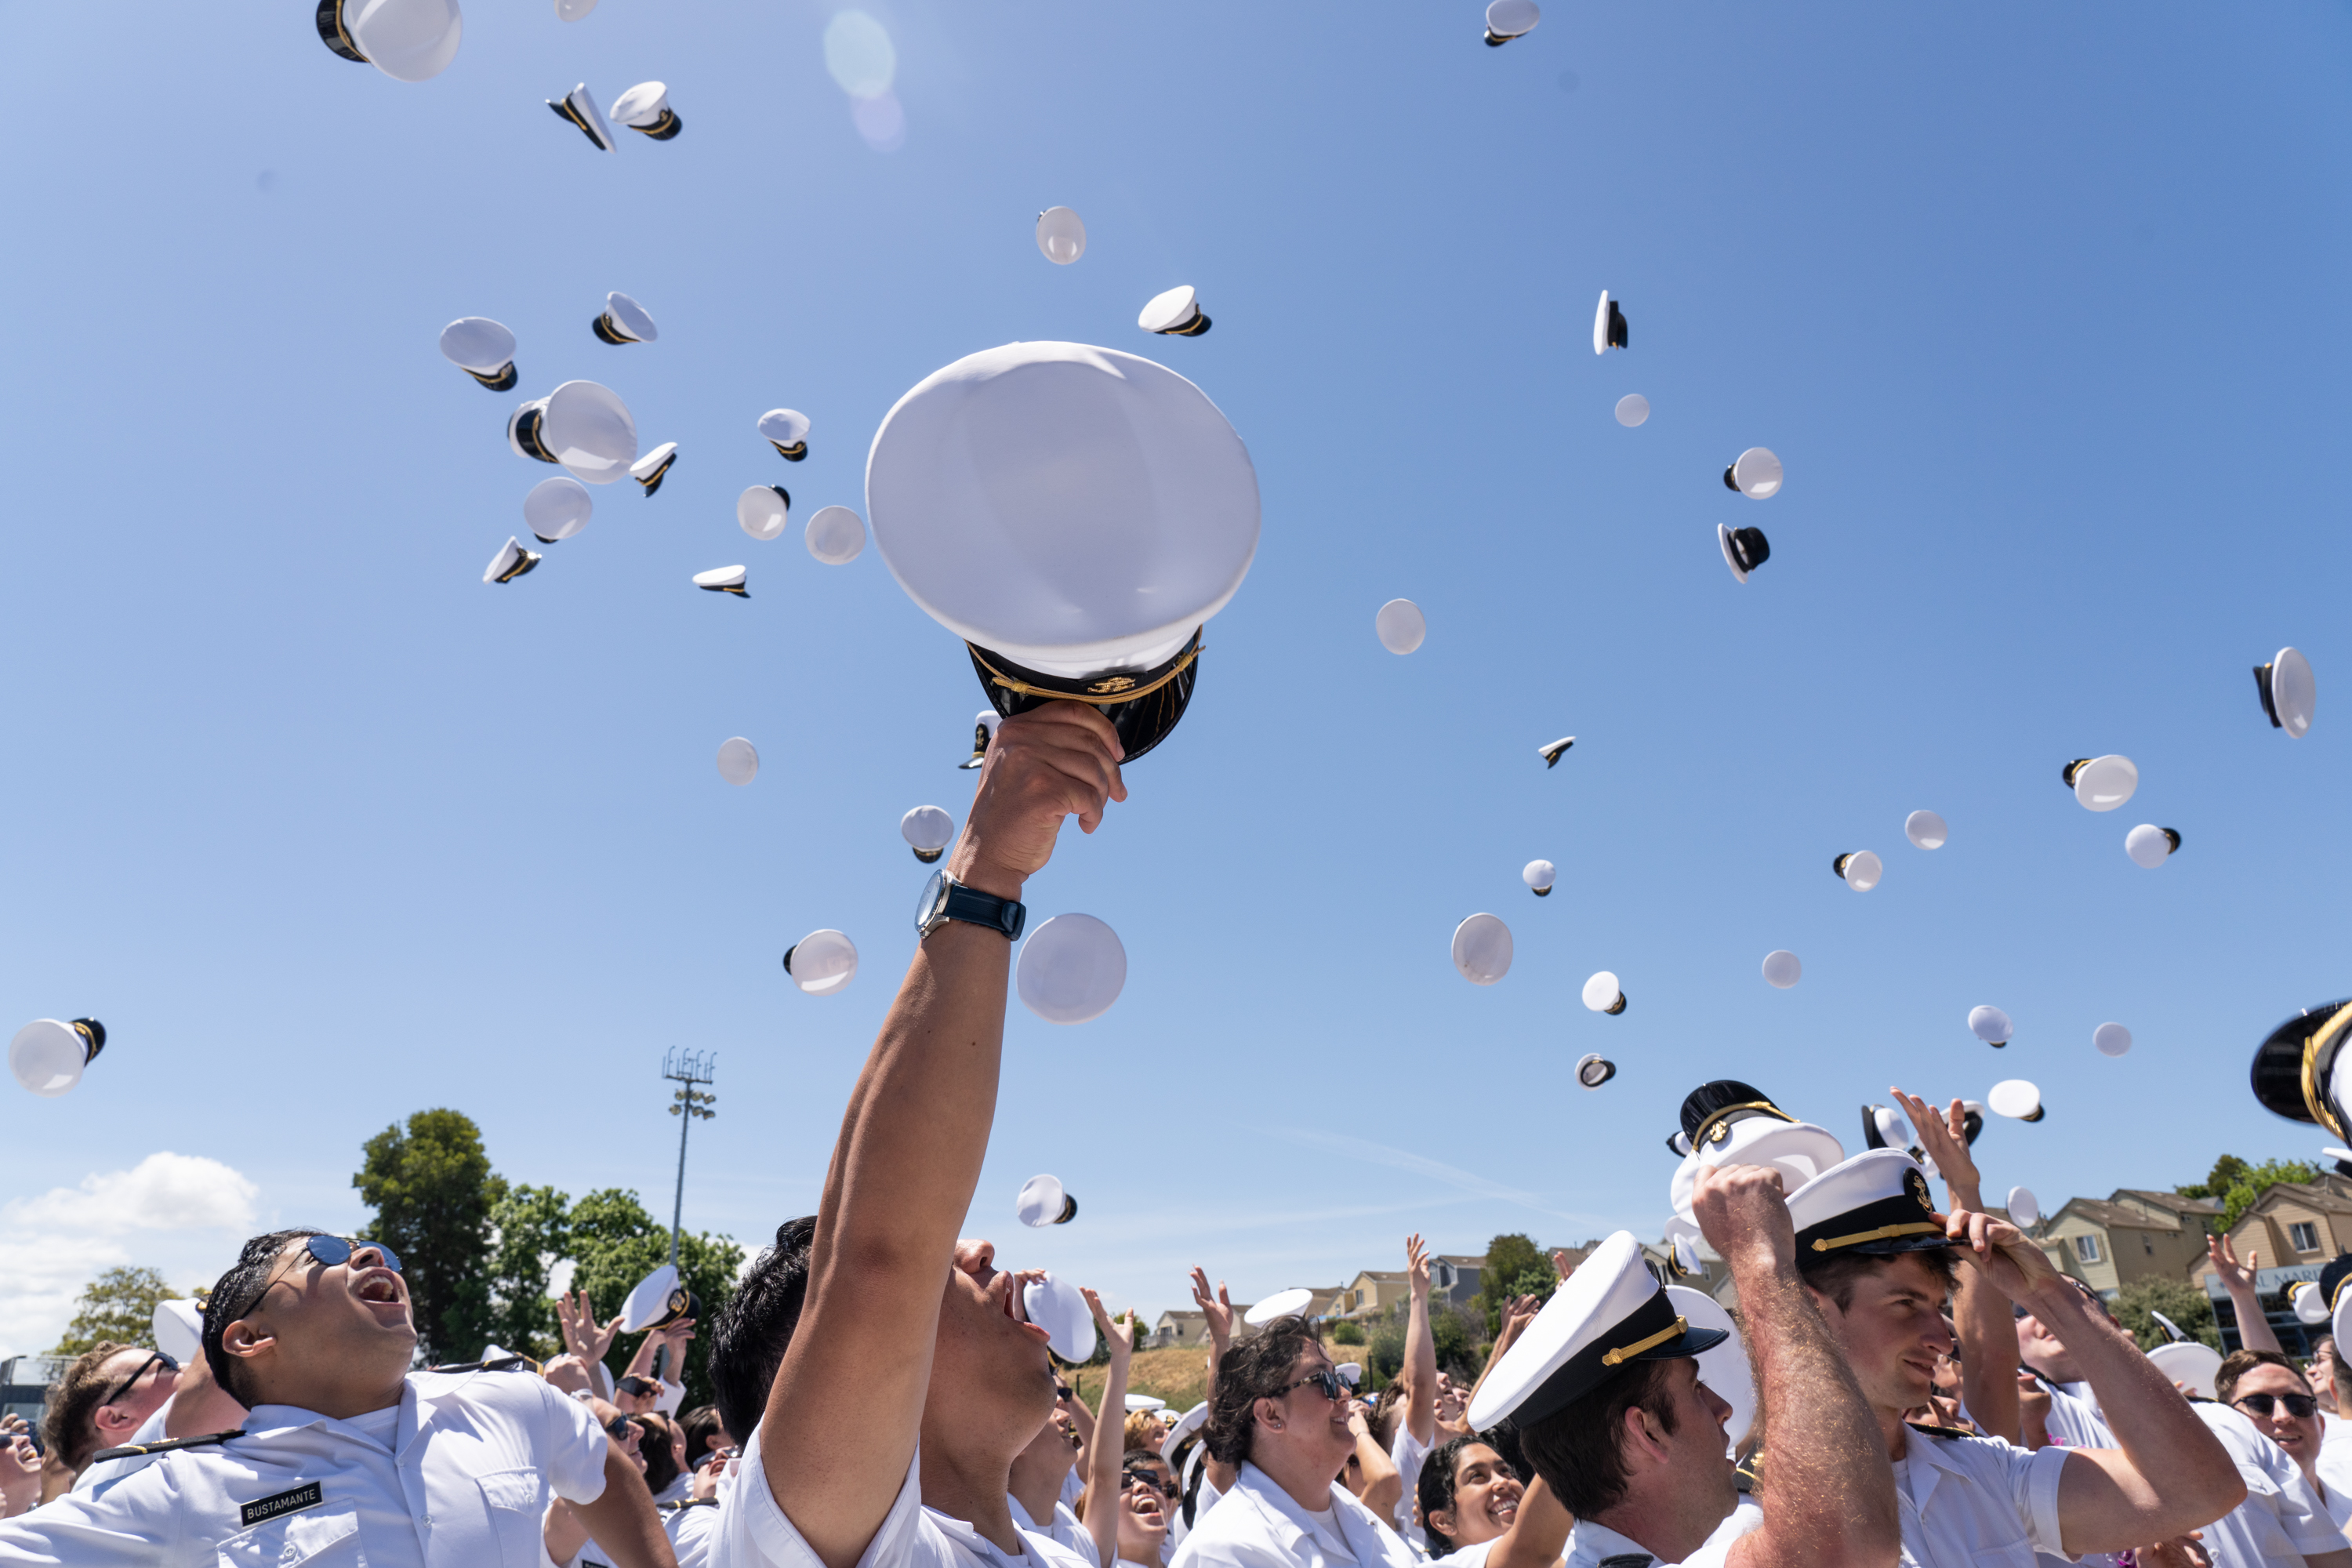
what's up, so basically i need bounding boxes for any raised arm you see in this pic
[1348,1399,1403,1522]
[763,704,1125,1568]
[1189,1267,1241,1495]
[1082,1291,1135,1568]
[1695,1163,1900,1568]
[571,1399,679,1568]
[1466,1295,1540,1416]
[1403,1234,1437,1446]
[2206,1234,2281,1356]
[1942,1208,2245,1554]
[1895,1087,2020,1443]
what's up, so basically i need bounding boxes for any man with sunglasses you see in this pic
[0,1226,676,1567]
[40,1343,183,1481]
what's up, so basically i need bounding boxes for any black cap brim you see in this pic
[2251,1000,2352,1128]
[968,630,1200,764]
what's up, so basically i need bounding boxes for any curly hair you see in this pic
[1203,1316,1320,1467]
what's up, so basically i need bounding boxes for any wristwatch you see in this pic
[915,869,1026,942]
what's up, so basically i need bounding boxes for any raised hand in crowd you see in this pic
[1340,1396,1403,1523]
[0,1417,40,1519]
[558,1287,624,1397]
[1893,1083,2019,1441]
[542,1352,596,1397]
[1189,1265,1237,1383]
[2206,1232,2284,1355]
[1078,1288,1137,1568]
[1463,1294,1541,1418]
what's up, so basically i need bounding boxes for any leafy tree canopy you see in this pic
[564,1188,744,1410]
[52,1266,183,1356]
[354,1108,503,1362]
[2178,1154,2321,1231]
[2111,1276,2222,1352]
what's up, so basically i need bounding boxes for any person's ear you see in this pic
[1428,1508,1456,1540]
[222,1316,277,1370]
[1255,1396,1284,1433]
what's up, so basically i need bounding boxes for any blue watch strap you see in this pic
[942,878,1026,940]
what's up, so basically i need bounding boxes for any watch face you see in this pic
[915,869,949,935]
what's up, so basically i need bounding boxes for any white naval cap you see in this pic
[315,0,463,82]
[620,1264,697,1332]
[1785,1149,1948,1258]
[1017,913,1127,1025]
[716,737,758,786]
[484,537,540,583]
[1833,851,1882,891]
[2062,754,2137,811]
[7,1018,103,1098]
[1376,599,1426,654]
[739,485,790,541]
[152,1299,204,1363]
[1451,913,1512,985]
[1725,448,1783,499]
[1986,1079,2043,1121]
[2250,1000,2352,1139]
[1905,810,1948,850]
[610,81,682,140]
[1614,394,1649,426]
[1969,1005,2014,1047]
[524,476,592,543]
[1138,285,1210,338]
[959,708,1002,770]
[1574,1053,1615,1089]
[1484,0,1541,45]
[1717,523,1770,583]
[1036,206,1087,264]
[900,804,953,863]
[782,929,858,994]
[1335,1362,1363,1387]
[757,408,811,462]
[1158,1403,1207,1467]
[1245,1287,1316,1325]
[1124,1394,1167,1413]
[1667,1285,1755,1451]
[1762,949,1802,989]
[2147,1340,2221,1399]
[1022,1273,1096,1364]
[1582,971,1626,1014]
[510,380,638,485]
[2255,647,2315,737]
[693,564,748,597]
[1860,1104,1914,1152]
[1539,735,1575,767]
[2005,1186,2041,1228]
[1592,290,1625,354]
[804,506,866,565]
[1523,859,1556,895]
[593,291,659,345]
[439,318,517,390]
[1668,1080,1844,1221]
[548,83,617,151]
[1465,1232,1723,1430]
[554,0,595,18]
[2092,1022,2132,1058]
[630,442,677,496]
[1017,1174,1078,1228]
[2125,824,2181,868]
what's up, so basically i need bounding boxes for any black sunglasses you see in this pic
[2235,1392,2320,1419]
[1124,1472,1171,1500]
[616,1376,659,1398]
[97,1351,178,1410]
[604,1414,638,1442]
[1277,1368,1348,1403]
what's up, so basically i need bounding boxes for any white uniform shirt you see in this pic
[1562,1497,1762,1568]
[1886,1426,2068,1568]
[2026,1376,2115,1451]
[73,1407,173,1494]
[2319,1414,2352,1530]
[0,1365,607,1567]
[2190,1403,2349,1568]
[1427,1538,1494,1568]
[720,1425,1098,1568]
[1389,1428,1432,1547]
[667,1496,725,1568]
[1011,1490,1104,1567]
[1168,1461,1420,1568]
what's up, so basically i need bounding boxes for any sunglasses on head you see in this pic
[97,1351,179,1410]
[1277,1367,1348,1403]
[2235,1392,2319,1419]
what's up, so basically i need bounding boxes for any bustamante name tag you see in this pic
[239,1482,324,1527]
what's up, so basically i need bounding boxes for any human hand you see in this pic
[1550,1249,1575,1282]
[1891,1089,1981,1203]
[2209,1233,2261,1298]
[1946,1208,2063,1304]
[542,1354,594,1396]
[951,704,1128,898]
[1189,1267,1236,1348]
[557,1290,622,1363]
[2131,1531,2210,1568]
[1083,1287,1136,1363]
[1691,1162,1797,1272]
[1494,1295,1542,1359]
[1406,1234,1432,1299]
[691,1453,724,1501]
[0,1432,38,1517]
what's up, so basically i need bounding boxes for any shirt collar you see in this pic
[241,1383,415,1447]
[1570,1516,1655,1566]
[1236,1462,1322,1545]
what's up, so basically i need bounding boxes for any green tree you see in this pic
[52,1266,181,1356]
[564,1188,743,1410]
[1366,1303,1405,1382]
[1469,1233,1561,1338]
[1329,1319,1365,1346]
[2179,1155,2321,1231]
[2111,1277,2222,1352]
[485,1183,572,1362]
[2180,1155,2253,1201]
[354,1109,504,1362]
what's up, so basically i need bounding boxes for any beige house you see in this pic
[2035,1189,2220,1299]
[1334,1255,1486,1318]
[2188,1174,2352,1287]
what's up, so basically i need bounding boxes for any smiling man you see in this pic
[0,1226,671,1567]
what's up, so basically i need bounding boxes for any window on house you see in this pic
[2292,1221,2320,1253]
[2143,1234,2154,1254]
[2075,1235,2103,1264]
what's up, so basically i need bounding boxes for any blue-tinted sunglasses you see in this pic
[303,1235,403,1273]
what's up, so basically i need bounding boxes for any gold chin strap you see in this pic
[1809,1221,1943,1253]
[1601,1316,1687,1367]
[2303,1004,2352,1142]
[1690,1099,1789,1149]
[968,639,1203,707]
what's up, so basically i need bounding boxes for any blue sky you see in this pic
[2,0,2350,1353]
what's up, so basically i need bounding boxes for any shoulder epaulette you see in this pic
[90,1428,245,1465]
[426,1355,540,1374]
[664,1497,720,1512]
[1903,1421,1975,1440]
[1733,1446,1763,1494]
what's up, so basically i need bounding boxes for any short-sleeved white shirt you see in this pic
[2026,1377,2114,1452]
[720,1425,1098,1568]
[1562,1497,1762,1568]
[1389,1428,1432,1546]
[1168,1462,1420,1568]
[1888,1426,2068,1568]
[0,1366,608,1567]
[2190,1403,2349,1568]
[1011,1490,1104,1566]
[2319,1414,2352,1530]
[668,1496,725,1568]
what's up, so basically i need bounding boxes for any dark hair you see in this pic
[1796,1245,1958,1312]
[2331,1339,2352,1408]
[202,1229,331,1408]
[41,1342,133,1472]
[1204,1316,1320,1467]
[633,1413,682,1496]
[681,1403,728,1467]
[1420,1434,1515,1556]
[2217,1348,2310,1409]
[706,1216,816,1446]
[1519,1357,1678,1519]
[1368,1380,1407,1450]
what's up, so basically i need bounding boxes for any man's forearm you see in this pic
[1954,1261,2020,1443]
[574,1444,678,1568]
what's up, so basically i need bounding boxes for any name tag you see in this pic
[239,1482,324,1526]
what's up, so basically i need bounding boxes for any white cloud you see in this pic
[0,1153,259,1358]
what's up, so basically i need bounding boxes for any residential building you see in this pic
[2034,1189,2219,1299]
[2188,1174,2352,1353]
[1333,1255,1486,1318]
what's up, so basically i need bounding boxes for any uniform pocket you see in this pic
[477,1466,547,1568]
[216,1504,362,1566]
